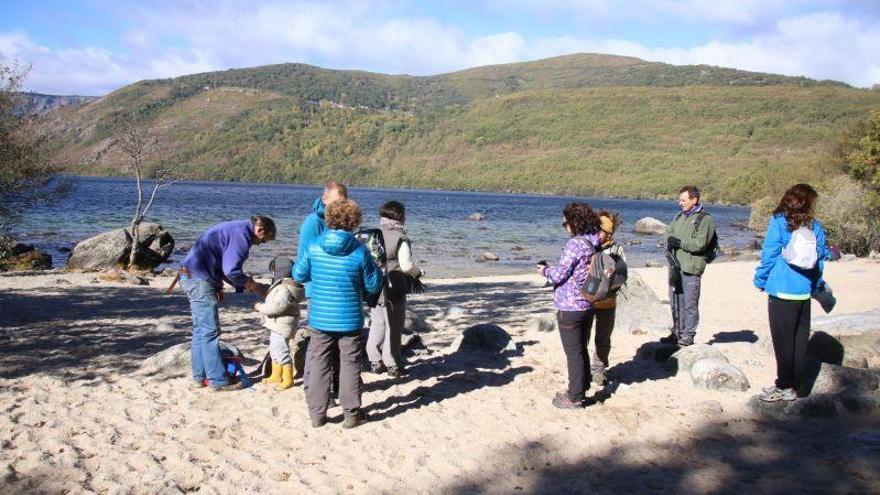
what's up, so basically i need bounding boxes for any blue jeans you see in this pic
[180,275,228,387]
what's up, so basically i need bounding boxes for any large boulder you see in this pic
[747,392,880,420]
[634,217,667,235]
[811,308,880,337]
[668,344,728,373]
[690,358,750,391]
[0,244,52,271]
[446,324,516,354]
[137,342,190,379]
[614,271,671,336]
[807,331,879,369]
[807,363,880,395]
[404,309,435,334]
[67,223,174,271]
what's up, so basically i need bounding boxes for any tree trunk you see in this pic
[128,218,141,269]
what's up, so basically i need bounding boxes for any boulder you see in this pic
[481,252,500,261]
[0,244,52,271]
[807,362,880,395]
[812,308,880,337]
[137,342,190,379]
[525,313,557,333]
[747,392,880,420]
[446,324,516,354]
[668,344,728,373]
[67,223,174,271]
[690,358,750,392]
[614,271,671,336]
[468,213,486,221]
[404,310,435,334]
[635,341,680,362]
[634,217,667,235]
[807,331,879,369]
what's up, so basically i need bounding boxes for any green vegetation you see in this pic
[40,53,880,206]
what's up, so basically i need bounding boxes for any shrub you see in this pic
[819,175,878,256]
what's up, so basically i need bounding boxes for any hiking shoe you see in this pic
[311,416,327,428]
[552,392,584,410]
[676,336,694,346]
[387,366,403,378]
[210,382,243,392]
[759,387,797,402]
[659,333,678,344]
[343,410,367,429]
[370,362,387,374]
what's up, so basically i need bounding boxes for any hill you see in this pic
[15,92,97,116]
[39,53,880,204]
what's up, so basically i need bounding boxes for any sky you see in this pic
[1,0,879,95]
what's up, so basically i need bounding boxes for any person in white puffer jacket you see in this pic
[254,257,305,391]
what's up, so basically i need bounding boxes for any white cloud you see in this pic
[1,2,879,94]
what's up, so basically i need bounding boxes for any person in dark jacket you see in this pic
[180,216,276,391]
[293,199,382,428]
[366,201,423,377]
[754,184,828,402]
[663,185,716,346]
[538,203,601,409]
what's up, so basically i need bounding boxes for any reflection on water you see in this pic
[10,176,752,278]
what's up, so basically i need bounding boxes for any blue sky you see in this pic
[1,0,879,95]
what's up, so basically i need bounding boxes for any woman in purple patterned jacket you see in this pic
[538,202,602,409]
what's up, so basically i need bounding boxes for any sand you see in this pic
[1,259,879,494]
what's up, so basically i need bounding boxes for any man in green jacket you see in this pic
[662,185,716,346]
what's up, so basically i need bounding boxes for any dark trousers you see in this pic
[768,296,811,392]
[669,272,701,339]
[557,310,595,400]
[305,329,363,423]
[592,307,616,370]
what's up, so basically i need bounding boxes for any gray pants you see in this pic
[305,329,362,423]
[366,295,406,368]
[268,331,292,365]
[669,272,701,339]
[591,307,616,373]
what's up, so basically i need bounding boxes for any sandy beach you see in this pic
[1,259,879,494]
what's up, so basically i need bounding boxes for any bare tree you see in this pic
[117,113,180,270]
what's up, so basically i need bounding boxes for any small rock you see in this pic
[447,324,515,354]
[468,213,486,221]
[697,400,724,415]
[525,313,556,333]
[154,322,176,334]
[668,344,728,373]
[644,260,664,268]
[625,239,642,246]
[53,278,72,285]
[512,245,524,251]
[96,269,150,286]
[404,310,435,334]
[482,252,499,261]
[160,268,178,277]
[634,217,667,235]
[690,358,750,391]
[443,306,467,319]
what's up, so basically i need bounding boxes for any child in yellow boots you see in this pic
[254,257,305,391]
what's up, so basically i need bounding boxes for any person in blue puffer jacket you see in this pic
[754,183,828,403]
[293,198,382,429]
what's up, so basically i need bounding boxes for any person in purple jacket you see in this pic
[179,216,276,391]
[538,203,601,409]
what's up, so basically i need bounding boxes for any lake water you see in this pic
[8,176,753,278]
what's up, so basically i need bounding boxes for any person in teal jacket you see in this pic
[754,183,828,402]
[297,181,348,296]
[293,198,382,429]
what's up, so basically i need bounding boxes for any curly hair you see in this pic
[325,198,362,231]
[773,183,818,232]
[563,202,601,236]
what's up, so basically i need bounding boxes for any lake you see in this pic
[8,176,753,278]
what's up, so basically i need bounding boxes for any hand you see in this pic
[667,236,681,250]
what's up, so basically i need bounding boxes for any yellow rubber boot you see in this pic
[265,362,282,385]
[276,364,294,391]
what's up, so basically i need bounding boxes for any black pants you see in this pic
[557,310,595,400]
[592,307,616,369]
[768,296,811,392]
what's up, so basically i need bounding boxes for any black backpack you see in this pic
[354,227,387,307]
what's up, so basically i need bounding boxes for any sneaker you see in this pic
[210,382,243,392]
[659,333,678,344]
[759,386,796,402]
[343,410,367,429]
[552,392,584,409]
[370,362,387,374]
[311,416,327,428]
[387,366,403,378]
[676,336,694,347]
